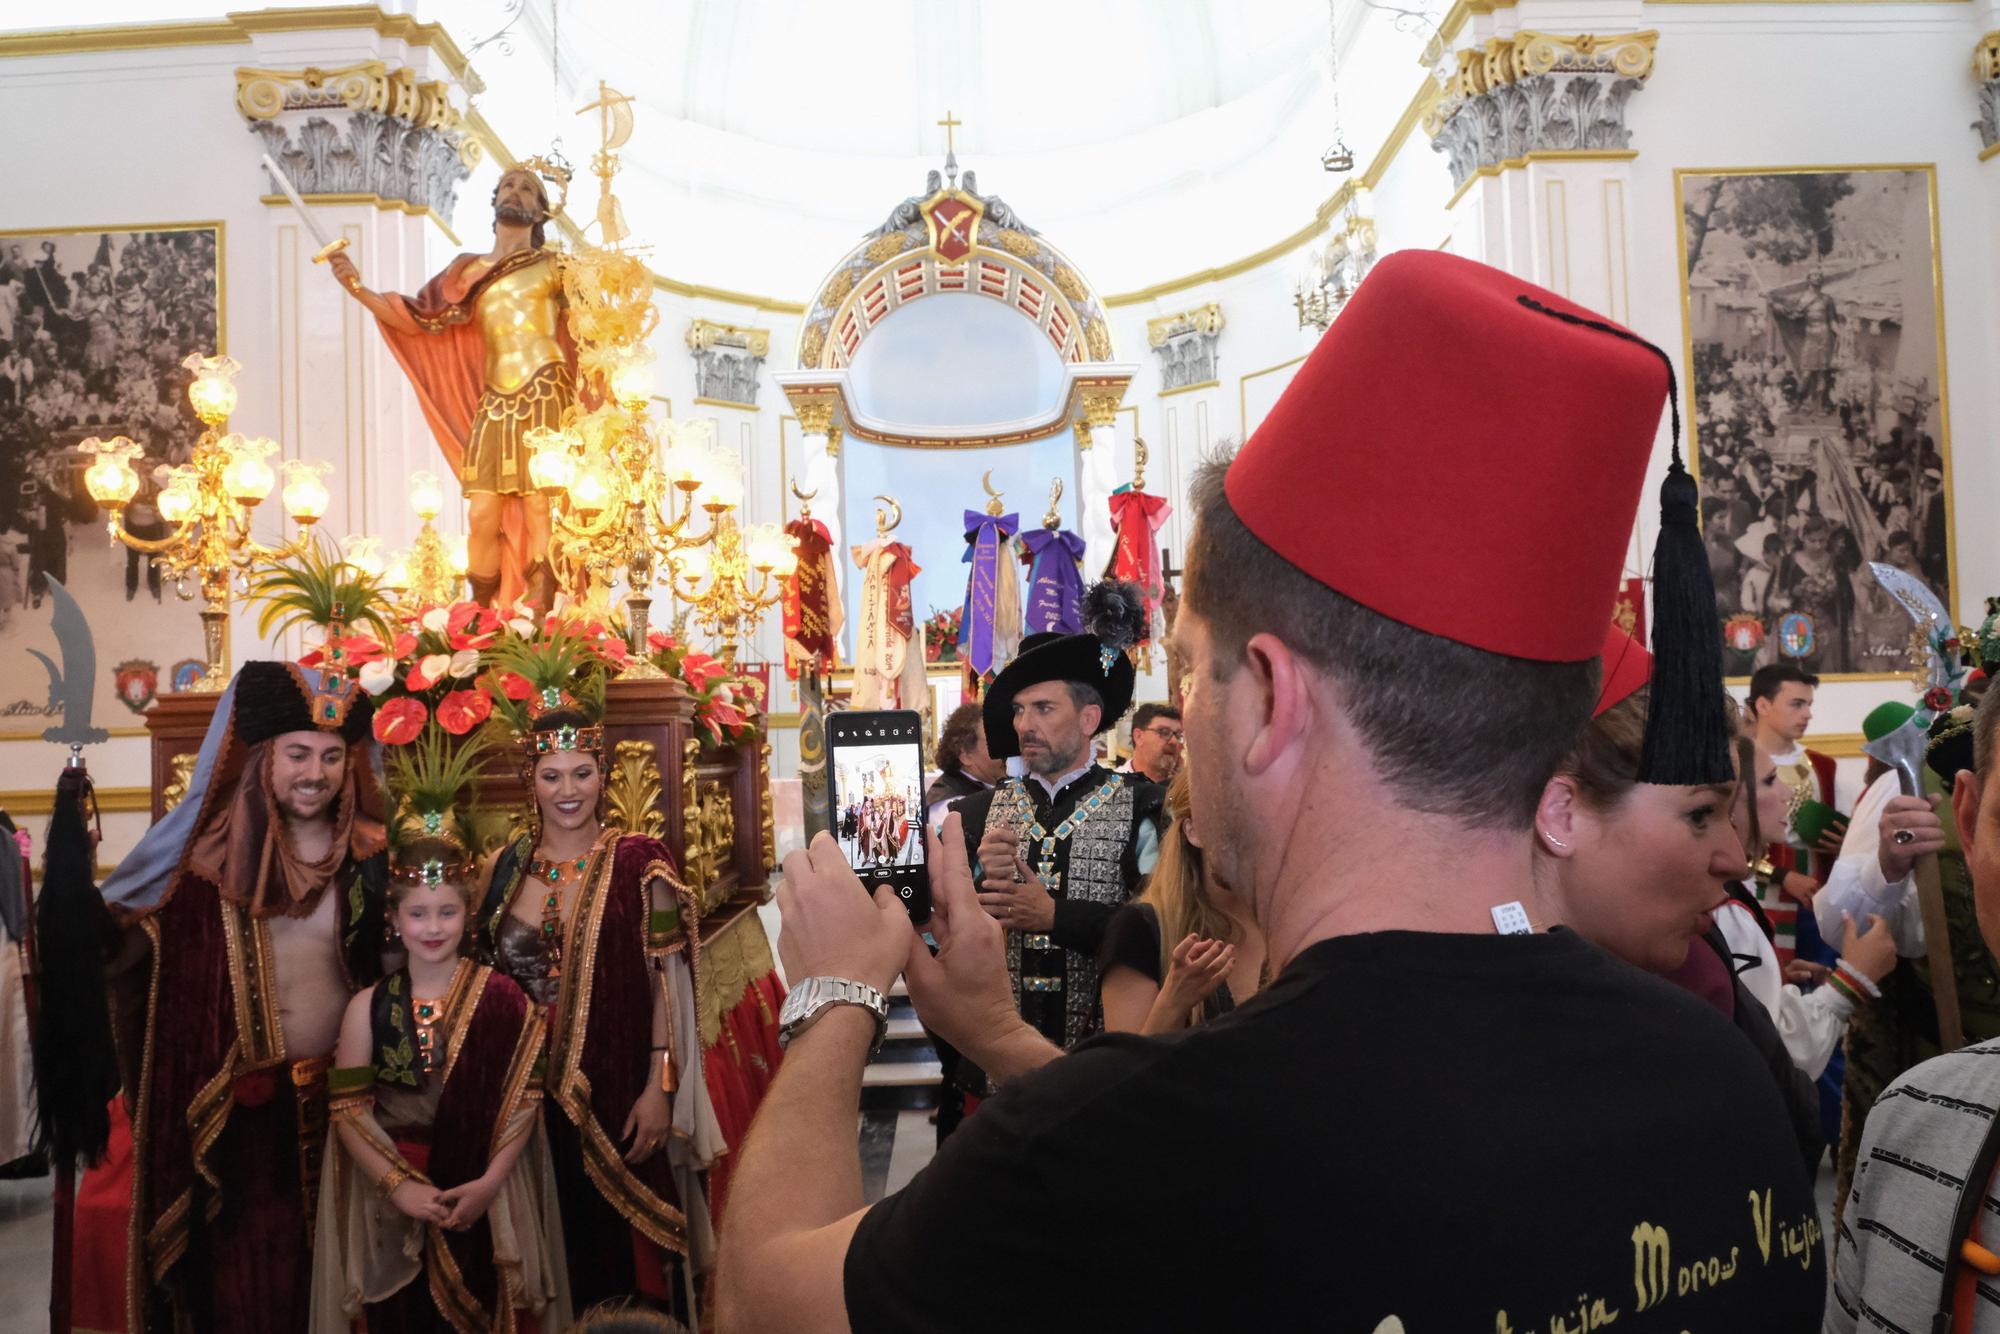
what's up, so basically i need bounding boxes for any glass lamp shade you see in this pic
[608,353,655,406]
[343,535,386,578]
[157,479,198,525]
[280,459,331,524]
[381,551,412,592]
[743,522,794,574]
[674,544,711,588]
[182,352,242,424]
[525,427,579,497]
[570,463,613,515]
[445,534,469,576]
[223,436,278,504]
[701,467,744,512]
[408,469,446,522]
[661,418,716,490]
[81,437,141,509]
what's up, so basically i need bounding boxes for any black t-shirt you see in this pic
[844,929,1824,1332]
[1098,902,1235,1023]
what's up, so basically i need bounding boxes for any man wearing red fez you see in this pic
[717,252,1825,1329]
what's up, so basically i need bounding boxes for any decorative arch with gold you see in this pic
[795,184,1116,370]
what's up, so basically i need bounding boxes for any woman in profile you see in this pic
[1098,766,1266,1034]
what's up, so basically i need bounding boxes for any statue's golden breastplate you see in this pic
[474,253,564,394]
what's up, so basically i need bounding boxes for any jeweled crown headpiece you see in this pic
[384,728,489,887]
[490,626,607,758]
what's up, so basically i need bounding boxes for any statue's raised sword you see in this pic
[259,153,351,264]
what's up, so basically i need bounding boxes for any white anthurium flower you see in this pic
[420,607,450,634]
[448,648,482,679]
[417,653,452,684]
[508,615,536,636]
[358,659,397,696]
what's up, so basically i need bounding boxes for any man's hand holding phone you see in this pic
[906,813,1059,1084]
[775,834,916,999]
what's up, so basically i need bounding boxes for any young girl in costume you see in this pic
[475,628,720,1318]
[313,730,571,1334]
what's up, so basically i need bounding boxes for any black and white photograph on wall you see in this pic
[833,744,924,871]
[1676,165,1953,679]
[0,223,220,733]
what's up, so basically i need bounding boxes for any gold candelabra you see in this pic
[351,469,466,610]
[672,509,797,666]
[82,353,330,691]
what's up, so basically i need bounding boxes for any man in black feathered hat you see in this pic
[100,659,392,1332]
[945,581,1167,1101]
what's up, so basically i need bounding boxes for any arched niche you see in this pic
[775,173,1136,657]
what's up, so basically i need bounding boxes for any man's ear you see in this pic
[1955,769,1982,861]
[1239,632,1308,777]
[1535,776,1585,858]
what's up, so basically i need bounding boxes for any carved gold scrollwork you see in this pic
[820,268,856,308]
[798,323,827,368]
[1978,30,2000,82]
[160,752,199,815]
[681,736,705,898]
[235,61,465,133]
[758,741,776,874]
[1080,386,1126,428]
[605,739,668,840]
[993,228,1041,259]
[792,400,835,435]
[1146,303,1226,349]
[1051,265,1087,302]
[865,232,911,263]
[694,780,737,917]
[1086,320,1113,362]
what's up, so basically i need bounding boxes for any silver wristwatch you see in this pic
[778,976,890,1055]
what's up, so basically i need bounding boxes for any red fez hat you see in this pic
[1225,251,1667,663]
[1595,625,1654,718]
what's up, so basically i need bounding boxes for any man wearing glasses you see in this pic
[1121,703,1183,786]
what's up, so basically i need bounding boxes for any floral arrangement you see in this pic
[922,606,962,664]
[297,598,524,745]
[646,630,762,747]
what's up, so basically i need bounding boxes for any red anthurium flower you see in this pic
[647,629,678,653]
[436,688,493,736]
[681,652,726,694]
[405,653,453,692]
[495,671,532,700]
[447,602,502,649]
[598,635,630,666]
[373,697,428,745]
[392,632,419,659]
[341,634,387,666]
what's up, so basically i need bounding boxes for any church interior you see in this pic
[0,0,1998,1329]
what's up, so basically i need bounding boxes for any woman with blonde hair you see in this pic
[1098,766,1265,1033]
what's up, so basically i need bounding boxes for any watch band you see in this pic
[778,976,889,1056]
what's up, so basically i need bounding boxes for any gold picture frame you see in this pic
[1671,165,1955,682]
[0,219,225,736]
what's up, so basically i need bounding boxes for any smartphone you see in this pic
[825,709,933,924]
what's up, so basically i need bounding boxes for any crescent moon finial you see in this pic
[874,494,902,534]
[791,478,817,503]
[982,469,1006,517]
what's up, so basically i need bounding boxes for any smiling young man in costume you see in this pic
[105,661,389,1332]
[714,251,1824,1331]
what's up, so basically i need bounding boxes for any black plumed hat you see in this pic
[1926,704,1977,785]
[234,660,372,748]
[982,580,1144,760]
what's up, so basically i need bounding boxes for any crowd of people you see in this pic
[1692,337,1949,675]
[835,785,921,869]
[0,230,219,618]
[30,246,2000,1332]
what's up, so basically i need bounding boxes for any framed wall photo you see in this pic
[1674,166,1954,680]
[0,222,222,737]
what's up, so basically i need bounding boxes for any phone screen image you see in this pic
[827,710,931,923]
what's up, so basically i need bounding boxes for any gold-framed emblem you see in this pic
[921,189,985,264]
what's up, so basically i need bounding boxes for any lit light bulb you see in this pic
[571,463,613,515]
[81,436,141,509]
[182,352,242,425]
[744,522,794,574]
[280,459,331,524]
[223,436,277,505]
[157,475,198,525]
[525,427,578,497]
[381,550,412,592]
[702,446,744,511]
[608,350,655,406]
[676,545,710,587]
[445,534,469,576]
[408,469,445,522]
[661,419,714,491]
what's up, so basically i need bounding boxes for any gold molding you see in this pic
[686,317,771,359]
[692,396,761,413]
[1159,378,1220,399]
[1238,356,1309,439]
[1437,0,1519,49]
[1676,163,1960,681]
[1145,303,1225,347]
[0,786,152,815]
[259,192,460,246]
[605,739,668,840]
[0,6,476,84]
[1979,30,2000,79]
[1444,149,1641,209]
[235,59,465,136]
[1983,142,2000,163]
[764,712,803,730]
[0,727,149,743]
[1803,732,1865,759]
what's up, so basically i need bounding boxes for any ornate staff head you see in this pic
[1044,477,1064,530]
